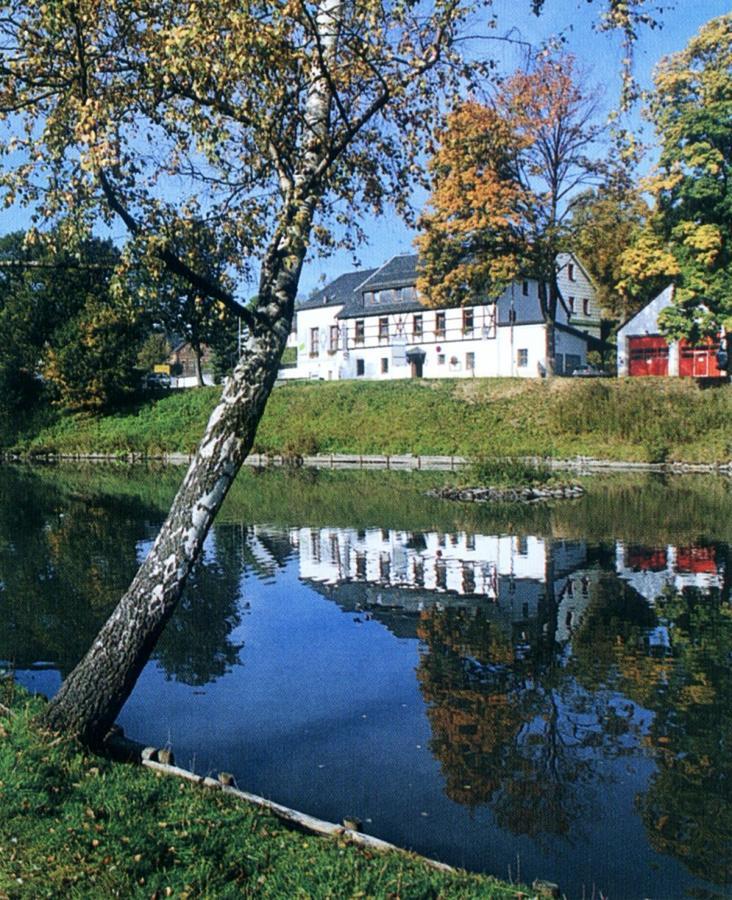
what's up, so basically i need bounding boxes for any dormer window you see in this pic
[364,291,375,305]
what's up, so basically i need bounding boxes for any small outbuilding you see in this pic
[617,285,724,377]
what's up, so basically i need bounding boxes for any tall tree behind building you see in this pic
[417,54,605,371]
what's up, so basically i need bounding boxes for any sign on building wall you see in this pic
[392,332,407,365]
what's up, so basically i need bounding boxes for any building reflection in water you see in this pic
[289,527,590,641]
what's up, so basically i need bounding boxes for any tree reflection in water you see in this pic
[0,469,247,687]
[417,564,732,881]
[417,602,641,842]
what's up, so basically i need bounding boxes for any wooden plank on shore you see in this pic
[141,757,455,873]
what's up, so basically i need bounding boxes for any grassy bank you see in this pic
[0,685,519,898]
[9,377,732,463]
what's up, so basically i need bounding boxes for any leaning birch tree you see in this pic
[0,0,661,744]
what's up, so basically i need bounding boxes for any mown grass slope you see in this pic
[10,376,732,463]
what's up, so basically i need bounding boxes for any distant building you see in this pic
[166,340,215,388]
[283,253,602,382]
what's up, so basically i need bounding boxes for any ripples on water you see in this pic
[1,465,731,899]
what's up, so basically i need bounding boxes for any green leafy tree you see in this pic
[0,231,140,427]
[570,184,655,323]
[43,289,145,411]
[137,332,172,374]
[635,14,732,339]
[145,221,238,386]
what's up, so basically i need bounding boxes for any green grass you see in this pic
[9,376,732,463]
[0,683,519,898]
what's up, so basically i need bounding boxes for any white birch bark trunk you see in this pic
[41,0,344,743]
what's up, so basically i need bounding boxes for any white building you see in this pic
[284,254,602,382]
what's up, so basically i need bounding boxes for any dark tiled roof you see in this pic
[556,321,607,349]
[296,268,377,311]
[358,254,419,290]
[337,254,425,319]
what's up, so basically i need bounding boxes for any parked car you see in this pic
[571,364,610,378]
[145,372,171,389]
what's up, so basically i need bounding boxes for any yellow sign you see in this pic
[153,364,171,374]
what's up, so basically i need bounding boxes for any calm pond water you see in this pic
[2,464,731,898]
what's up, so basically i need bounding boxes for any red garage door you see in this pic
[628,336,669,376]
[679,339,722,377]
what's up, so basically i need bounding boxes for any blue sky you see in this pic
[299,1,731,295]
[0,2,728,298]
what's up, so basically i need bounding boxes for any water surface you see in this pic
[2,465,731,898]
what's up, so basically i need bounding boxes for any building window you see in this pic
[517,348,528,368]
[583,297,590,316]
[413,313,423,338]
[329,324,339,352]
[437,353,446,365]
[378,317,389,342]
[522,281,529,296]
[354,319,365,344]
[565,353,581,374]
[364,291,375,305]
[568,263,575,282]
[381,357,389,374]
[462,308,474,334]
[356,358,365,376]
[466,352,475,371]
[309,327,319,357]
[568,296,575,313]
[435,311,446,337]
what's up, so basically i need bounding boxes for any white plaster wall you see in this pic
[288,278,588,382]
[341,314,550,380]
[292,303,344,380]
[292,526,548,593]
